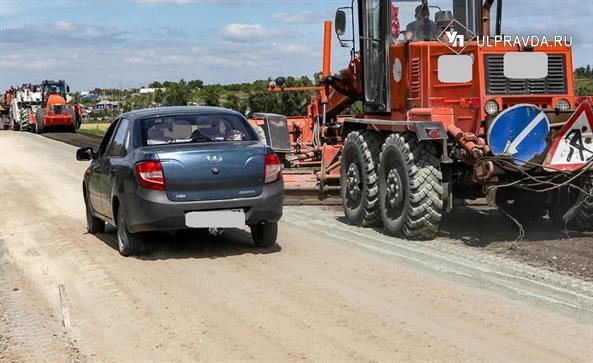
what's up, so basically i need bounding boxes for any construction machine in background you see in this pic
[34,80,76,133]
[6,84,42,131]
[0,80,76,133]
[251,0,593,237]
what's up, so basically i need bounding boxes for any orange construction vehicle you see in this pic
[251,0,593,238]
[34,79,76,134]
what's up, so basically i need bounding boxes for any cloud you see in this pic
[216,23,276,42]
[0,0,23,16]
[270,11,324,24]
[53,20,76,31]
[0,16,334,91]
[1,0,590,91]
[0,23,128,46]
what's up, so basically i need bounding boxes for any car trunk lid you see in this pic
[149,142,265,202]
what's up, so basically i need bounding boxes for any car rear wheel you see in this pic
[85,192,105,234]
[116,207,142,257]
[250,222,278,248]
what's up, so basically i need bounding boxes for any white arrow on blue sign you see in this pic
[487,104,550,165]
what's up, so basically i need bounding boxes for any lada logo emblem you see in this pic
[207,154,223,163]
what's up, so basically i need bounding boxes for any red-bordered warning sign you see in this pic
[544,101,593,171]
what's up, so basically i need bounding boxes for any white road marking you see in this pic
[505,111,547,155]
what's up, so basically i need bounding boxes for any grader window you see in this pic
[394,0,482,38]
[438,54,473,83]
[363,0,382,104]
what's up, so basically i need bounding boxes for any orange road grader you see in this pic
[250,0,593,238]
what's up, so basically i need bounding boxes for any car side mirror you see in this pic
[335,10,347,36]
[76,147,95,161]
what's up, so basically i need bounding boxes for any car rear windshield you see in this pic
[139,113,257,146]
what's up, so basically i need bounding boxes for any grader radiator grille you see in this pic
[485,54,567,95]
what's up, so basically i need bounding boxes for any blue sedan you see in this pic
[76,106,283,256]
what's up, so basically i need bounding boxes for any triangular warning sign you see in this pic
[544,101,593,171]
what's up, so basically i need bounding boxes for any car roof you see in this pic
[121,106,242,121]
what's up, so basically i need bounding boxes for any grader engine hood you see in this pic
[478,46,583,169]
[478,47,574,111]
[483,52,567,96]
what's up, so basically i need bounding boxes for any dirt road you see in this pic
[1,131,592,362]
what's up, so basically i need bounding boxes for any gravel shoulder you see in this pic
[39,130,593,281]
[0,242,83,363]
[441,203,593,281]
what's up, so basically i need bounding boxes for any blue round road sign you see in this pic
[487,104,550,165]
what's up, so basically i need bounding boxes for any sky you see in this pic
[0,0,592,91]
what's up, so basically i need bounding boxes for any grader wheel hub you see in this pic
[346,162,362,200]
[386,168,404,209]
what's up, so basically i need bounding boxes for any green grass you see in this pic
[575,77,593,96]
[78,122,110,138]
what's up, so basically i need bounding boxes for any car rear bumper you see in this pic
[122,180,284,233]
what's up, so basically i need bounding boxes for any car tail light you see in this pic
[136,161,165,191]
[264,153,282,184]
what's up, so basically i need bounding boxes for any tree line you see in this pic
[75,64,592,118]
[575,65,593,96]
[575,65,592,79]
[73,75,362,118]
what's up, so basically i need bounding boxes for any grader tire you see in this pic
[548,175,593,231]
[340,130,385,227]
[378,133,444,239]
[575,175,593,231]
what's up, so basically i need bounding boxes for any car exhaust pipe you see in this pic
[208,227,224,236]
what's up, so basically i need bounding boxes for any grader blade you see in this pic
[283,186,341,206]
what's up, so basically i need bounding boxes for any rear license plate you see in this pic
[185,209,245,228]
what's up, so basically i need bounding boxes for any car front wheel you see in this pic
[116,207,142,257]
